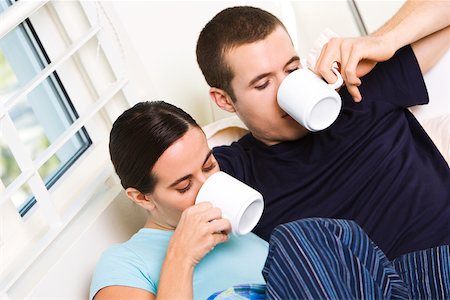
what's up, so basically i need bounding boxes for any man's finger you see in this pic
[340,40,353,83]
[344,49,363,85]
[347,84,362,102]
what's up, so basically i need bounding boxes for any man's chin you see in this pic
[285,124,309,140]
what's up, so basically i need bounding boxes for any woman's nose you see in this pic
[198,173,209,185]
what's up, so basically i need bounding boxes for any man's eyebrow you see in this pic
[168,151,213,188]
[248,56,300,87]
[285,56,300,68]
[248,72,272,87]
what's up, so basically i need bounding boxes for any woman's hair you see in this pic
[196,6,287,102]
[109,101,199,194]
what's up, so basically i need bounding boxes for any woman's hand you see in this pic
[167,202,231,268]
[314,35,395,102]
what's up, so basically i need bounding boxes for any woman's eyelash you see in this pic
[176,163,217,194]
[177,182,191,194]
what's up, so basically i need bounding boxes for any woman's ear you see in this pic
[209,87,236,113]
[125,187,156,211]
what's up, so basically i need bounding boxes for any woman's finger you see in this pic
[208,217,232,234]
[211,232,229,248]
[202,206,223,223]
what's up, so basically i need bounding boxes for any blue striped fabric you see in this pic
[208,218,449,300]
[393,244,450,299]
[262,218,439,300]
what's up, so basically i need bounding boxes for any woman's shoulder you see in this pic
[89,229,172,299]
[101,228,172,264]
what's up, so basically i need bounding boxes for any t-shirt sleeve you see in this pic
[357,45,429,108]
[89,245,157,300]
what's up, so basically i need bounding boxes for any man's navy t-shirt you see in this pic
[213,45,450,260]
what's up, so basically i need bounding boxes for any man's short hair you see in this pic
[196,6,287,102]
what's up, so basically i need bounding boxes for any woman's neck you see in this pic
[143,217,175,231]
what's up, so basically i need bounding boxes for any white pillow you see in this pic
[203,114,449,167]
[419,114,450,166]
[202,116,248,148]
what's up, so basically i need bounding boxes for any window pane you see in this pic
[0,139,21,187]
[0,3,91,215]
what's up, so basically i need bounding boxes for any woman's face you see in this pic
[148,126,220,229]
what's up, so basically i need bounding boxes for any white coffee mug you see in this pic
[277,59,343,132]
[195,171,264,236]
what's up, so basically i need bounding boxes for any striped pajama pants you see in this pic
[263,218,450,300]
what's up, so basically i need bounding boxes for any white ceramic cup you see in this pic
[277,59,343,132]
[195,171,264,236]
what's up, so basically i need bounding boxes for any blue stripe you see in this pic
[393,244,450,299]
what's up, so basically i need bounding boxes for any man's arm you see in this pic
[410,25,450,74]
[372,0,450,74]
[315,0,450,101]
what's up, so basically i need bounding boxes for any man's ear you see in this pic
[209,87,236,113]
[125,187,156,211]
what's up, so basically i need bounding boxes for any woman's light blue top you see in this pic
[89,228,268,300]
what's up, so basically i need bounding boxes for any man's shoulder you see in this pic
[213,132,253,153]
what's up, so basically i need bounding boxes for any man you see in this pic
[196,2,449,299]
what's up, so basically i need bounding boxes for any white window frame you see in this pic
[0,1,134,297]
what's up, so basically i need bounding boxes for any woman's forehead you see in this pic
[152,127,210,182]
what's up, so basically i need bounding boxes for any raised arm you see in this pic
[315,0,450,101]
[373,0,450,73]
[156,203,230,299]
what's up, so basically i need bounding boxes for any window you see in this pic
[0,0,91,216]
[0,1,132,295]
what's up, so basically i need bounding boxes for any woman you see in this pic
[90,101,268,300]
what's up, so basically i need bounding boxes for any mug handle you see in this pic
[301,58,343,90]
[328,67,343,90]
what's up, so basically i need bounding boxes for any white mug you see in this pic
[277,59,343,132]
[195,171,264,236]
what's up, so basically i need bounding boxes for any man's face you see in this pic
[226,26,308,145]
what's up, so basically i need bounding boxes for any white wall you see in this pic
[15,192,147,300]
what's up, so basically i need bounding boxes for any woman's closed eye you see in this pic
[175,164,217,194]
[176,180,191,194]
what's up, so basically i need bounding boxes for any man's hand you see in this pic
[314,35,395,102]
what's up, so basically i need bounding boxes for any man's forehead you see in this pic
[226,38,297,82]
